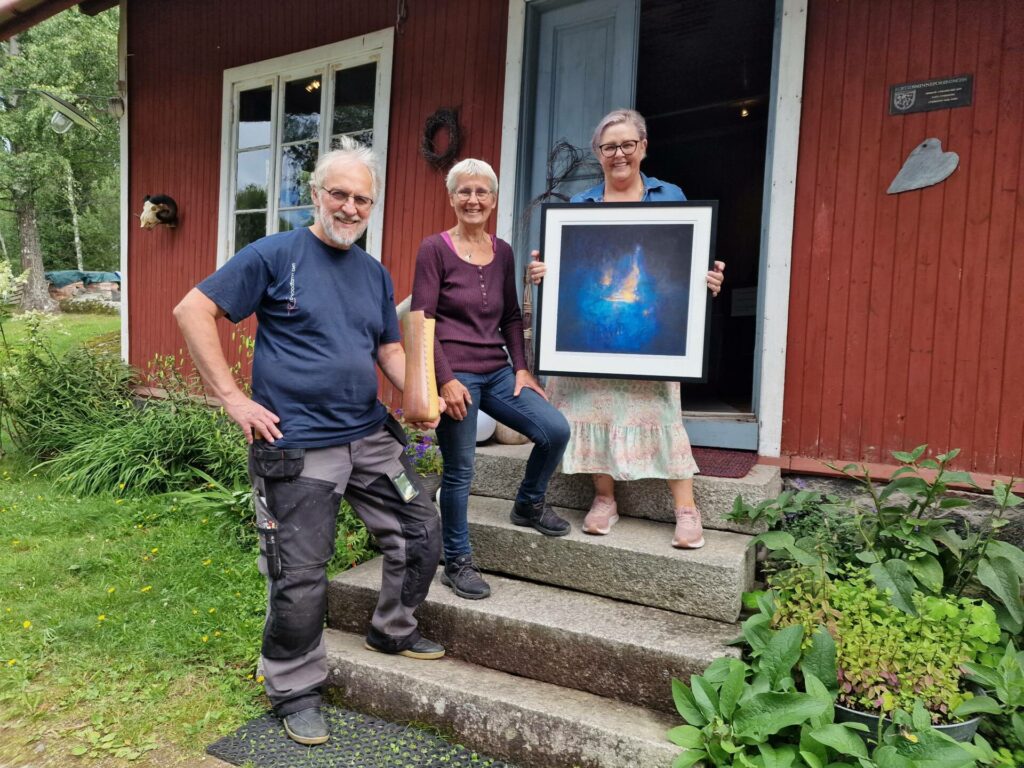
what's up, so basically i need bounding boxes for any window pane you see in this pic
[279,142,317,207]
[236,148,270,209]
[235,212,266,251]
[333,63,376,135]
[238,87,272,148]
[283,76,322,143]
[331,129,373,149]
[279,208,315,232]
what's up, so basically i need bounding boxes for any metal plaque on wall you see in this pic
[889,74,973,115]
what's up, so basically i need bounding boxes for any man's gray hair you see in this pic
[445,158,499,195]
[310,136,381,198]
[590,108,648,154]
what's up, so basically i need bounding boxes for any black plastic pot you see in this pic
[834,701,982,743]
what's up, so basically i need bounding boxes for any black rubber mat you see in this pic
[206,706,518,767]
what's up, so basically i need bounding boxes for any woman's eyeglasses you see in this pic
[320,187,374,211]
[454,188,494,201]
[597,140,641,158]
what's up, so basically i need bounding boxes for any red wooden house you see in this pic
[3,0,1022,481]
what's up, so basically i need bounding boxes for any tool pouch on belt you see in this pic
[250,443,306,581]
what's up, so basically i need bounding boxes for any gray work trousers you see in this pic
[249,420,441,716]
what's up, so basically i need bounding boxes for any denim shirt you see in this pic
[570,173,687,203]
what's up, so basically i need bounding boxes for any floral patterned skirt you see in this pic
[547,376,699,481]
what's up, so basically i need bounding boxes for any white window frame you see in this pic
[216,28,394,265]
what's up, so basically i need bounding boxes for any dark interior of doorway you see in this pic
[635,0,775,413]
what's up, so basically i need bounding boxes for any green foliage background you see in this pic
[0,8,120,271]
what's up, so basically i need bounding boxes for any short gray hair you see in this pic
[590,109,648,155]
[310,136,381,198]
[445,158,499,195]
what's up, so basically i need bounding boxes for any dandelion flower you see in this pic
[6,659,15,666]
[214,631,221,637]
[151,548,158,554]
[208,608,216,614]
[22,620,31,629]
[97,615,106,622]
[11,540,19,546]
[256,675,265,683]
[107,587,116,594]
[202,559,212,566]
[140,586,152,593]
[201,635,209,643]
[201,518,208,524]
[118,483,126,490]
[192,610,198,615]
[115,499,124,505]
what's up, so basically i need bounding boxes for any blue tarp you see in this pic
[45,270,121,287]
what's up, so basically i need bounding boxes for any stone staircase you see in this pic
[325,443,781,767]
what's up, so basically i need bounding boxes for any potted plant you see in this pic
[768,566,1001,742]
[395,410,444,501]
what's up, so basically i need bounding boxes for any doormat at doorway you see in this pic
[206,706,518,768]
[692,447,759,478]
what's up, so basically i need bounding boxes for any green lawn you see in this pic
[0,312,269,764]
[0,454,268,763]
[0,313,120,359]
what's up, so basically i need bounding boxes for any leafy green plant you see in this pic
[771,568,1000,724]
[955,640,1024,764]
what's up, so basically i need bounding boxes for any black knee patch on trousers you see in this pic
[345,466,440,609]
[261,475,340,659]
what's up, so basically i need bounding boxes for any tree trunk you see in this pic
[16,199,57,313]
[0,226,8,260]
[65,164,84,271]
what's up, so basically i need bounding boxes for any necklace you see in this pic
[451,229,488,261]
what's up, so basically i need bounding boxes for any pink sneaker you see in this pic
[672,506,705,549]
[582,495,619,535]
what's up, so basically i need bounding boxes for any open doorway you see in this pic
[636,0,775,420]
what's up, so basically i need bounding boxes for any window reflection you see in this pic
[236,149,270,209]
[235,212,266,251]
[283,77,322,143]
[238,87,272,148]
[278,208,315,232]
[279,142,317,207]
[333,63,376,135]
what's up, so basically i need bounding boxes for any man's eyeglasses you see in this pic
[597,140,641,158]
[320,187,374,211]
[454,188,494,201]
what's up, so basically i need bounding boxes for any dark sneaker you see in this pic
[441,554,491,599]
[510,498,570,537]
[282,707,329,746]
[364,635,446,660]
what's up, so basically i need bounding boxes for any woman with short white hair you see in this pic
[412,158,571,600]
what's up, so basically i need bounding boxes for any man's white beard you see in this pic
[315,204,368,248]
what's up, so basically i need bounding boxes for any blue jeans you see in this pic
[435,366,570,560]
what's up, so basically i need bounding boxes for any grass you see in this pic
[0,452,269,764]
[0,312,120,359]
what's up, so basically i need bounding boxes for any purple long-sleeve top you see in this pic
[411,232,528,386]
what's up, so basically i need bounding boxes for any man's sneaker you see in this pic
[672,506,705,549]
[510,498,570,536]
[582,495,619,535]
[364,635,446,660]
[282,707,329,746]
[441,554,491,599]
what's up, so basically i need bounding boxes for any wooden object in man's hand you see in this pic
[402,310,439,422]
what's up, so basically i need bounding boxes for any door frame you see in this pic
[497,0,807,458]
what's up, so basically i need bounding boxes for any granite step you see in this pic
[324,628,681,768]
[328,556,741,713]
[472,442,780,534]
[465,495,755,622]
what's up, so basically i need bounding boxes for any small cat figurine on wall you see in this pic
[139,194,178,229]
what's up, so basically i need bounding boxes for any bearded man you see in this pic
[174,138,444,746]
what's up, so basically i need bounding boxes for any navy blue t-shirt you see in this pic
[198,228,400,449]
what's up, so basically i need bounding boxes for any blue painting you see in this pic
[555,223,693,356]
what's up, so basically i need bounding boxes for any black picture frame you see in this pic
[535,201,718,382]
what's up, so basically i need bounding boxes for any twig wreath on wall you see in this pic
[535,201,718,382]
[420,107,461,170]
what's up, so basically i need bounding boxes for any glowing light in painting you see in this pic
[555,223,694,357]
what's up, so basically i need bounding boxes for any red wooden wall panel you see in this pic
[784,0,1024,476]
[126,0,509,393]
